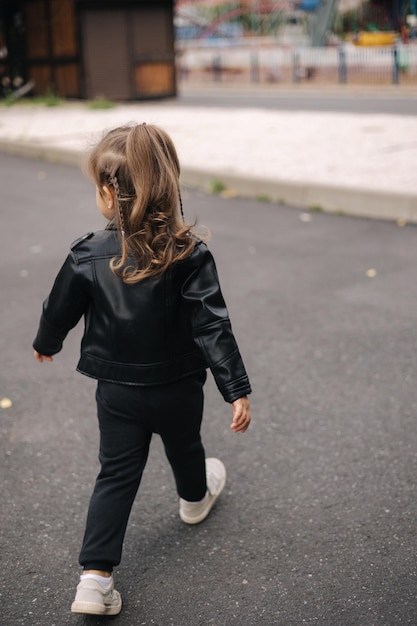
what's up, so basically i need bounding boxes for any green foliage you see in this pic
[210,179,226,194]
[88,95,116,110]
[3,93,16,107]
[40,89,61,107]
[256,194,270,203]
[1,89,61,107]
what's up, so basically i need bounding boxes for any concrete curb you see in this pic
[0,140,83,168]
[2,138,417,224]
[180,167,417,223]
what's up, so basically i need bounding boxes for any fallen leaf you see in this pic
[220,188,239,199]
[0,397,12,409]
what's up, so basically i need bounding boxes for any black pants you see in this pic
[79,371,207,572]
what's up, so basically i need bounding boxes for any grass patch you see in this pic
[308,204,323,212]
[210,179,226,195]
[1,90,61,107]
[39,90,61,107]
[88,95,116,110]
[3,93,16,107]
[256,194,270,203]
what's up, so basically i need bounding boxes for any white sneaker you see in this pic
[179,458,226,524]
[71,578,122,616]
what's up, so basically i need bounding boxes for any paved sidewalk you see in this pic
[3,153,417,625]
[0,91,416,222]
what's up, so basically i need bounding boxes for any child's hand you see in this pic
[230,396,251,433]
[34,350,53,363]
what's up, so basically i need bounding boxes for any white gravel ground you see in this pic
[0,100,416,195]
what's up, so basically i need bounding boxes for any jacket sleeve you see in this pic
[33,253,90,356]
[182,247,251,403]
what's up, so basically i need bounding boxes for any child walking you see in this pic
[33,123,251,616]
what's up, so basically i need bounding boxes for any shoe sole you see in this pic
[180,471,226,525]
[71,599,122,616]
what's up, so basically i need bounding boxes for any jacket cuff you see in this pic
[222,384,252,404]
[33,314,64,356]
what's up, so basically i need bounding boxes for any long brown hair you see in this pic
[88,124,196,284]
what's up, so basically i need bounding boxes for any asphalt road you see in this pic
[1,153,417,625]
[176,88,417,115]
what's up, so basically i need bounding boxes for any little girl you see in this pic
[33,123,251,616]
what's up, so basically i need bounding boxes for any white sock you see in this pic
[81,573,113,589]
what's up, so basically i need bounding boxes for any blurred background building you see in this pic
[0,0,415,99]
[174,1,416,86]
[0,0,176,100]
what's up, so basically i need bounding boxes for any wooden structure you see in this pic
[0,0,176,100]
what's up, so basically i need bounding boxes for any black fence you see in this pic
[177,43,417,86]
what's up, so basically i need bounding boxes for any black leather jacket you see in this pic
[33,229,251,403]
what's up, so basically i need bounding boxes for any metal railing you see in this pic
[177,43,417,85]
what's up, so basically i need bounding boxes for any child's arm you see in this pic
[33,252,89,358]
[183,245,252,413]
[231,396,251,433]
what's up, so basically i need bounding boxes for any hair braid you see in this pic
[179,190,185,221]
[108,172,126,236]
